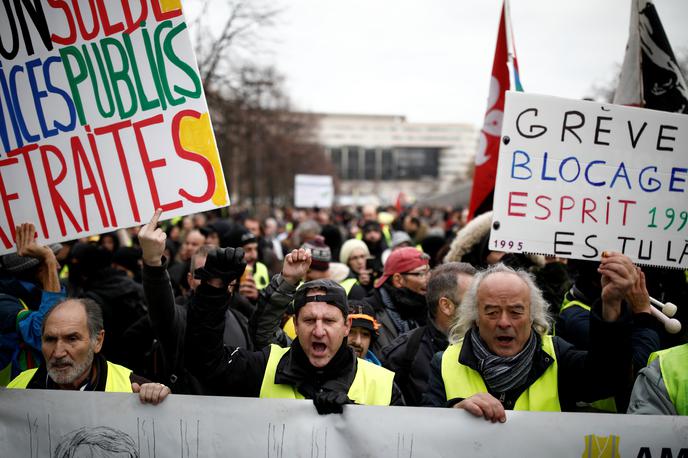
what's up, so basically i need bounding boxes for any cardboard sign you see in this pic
[294,174,334,208]
[1,389,686,457]
[491,92,688,269]
[0,0,229,254]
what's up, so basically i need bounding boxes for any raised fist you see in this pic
[194,247,247,285]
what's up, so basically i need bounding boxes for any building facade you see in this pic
[312,113,478,205]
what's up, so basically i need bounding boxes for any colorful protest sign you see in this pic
[490,92,688,269]
[1,389,686,457]
[0,0,229,254]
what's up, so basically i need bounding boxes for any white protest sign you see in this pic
[0,0,229,255]
[491,92,688,268]
[294,174,334,208]
[1,389,686,457]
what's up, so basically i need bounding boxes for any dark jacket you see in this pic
[186,282,404,405]
[80,268,147,364]
[138,260,252,394]
[364,286,424,355]
[381,321,448,406]
[556,291,661,373]
[20,353,148,390]
[423,304,632,411]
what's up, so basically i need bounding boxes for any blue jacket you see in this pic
[0,275,66,384]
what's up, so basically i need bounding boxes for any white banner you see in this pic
[0,1,229,254]
[491,92,688,269]
[294,174,334,208]
[0,389,686,457]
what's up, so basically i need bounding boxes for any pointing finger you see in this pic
[149,208,163,228]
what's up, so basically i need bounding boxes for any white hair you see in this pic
[448,263,553,344]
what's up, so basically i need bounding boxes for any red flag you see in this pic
[467,1,521,221]
[614,0,688,113]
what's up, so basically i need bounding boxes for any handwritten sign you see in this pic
[0,0,229,254]
[491,92,688,269]
[1,389,686,457]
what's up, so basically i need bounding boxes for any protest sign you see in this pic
[491,92,688,269]
[1,389,686,457]
[0,0,229,254]
[294,174,334,208]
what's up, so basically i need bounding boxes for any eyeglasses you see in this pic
[401,270,430,278]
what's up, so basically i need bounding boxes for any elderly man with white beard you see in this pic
[9,298,170,404]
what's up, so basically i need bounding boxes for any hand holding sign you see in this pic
[598,251,638,321]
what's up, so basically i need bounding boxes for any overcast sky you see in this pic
[188,0,688,127]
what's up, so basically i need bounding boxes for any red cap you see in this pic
[374,247,429,288]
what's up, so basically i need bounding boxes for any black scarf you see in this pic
[383,284,427,324]
[469,328,537,394]
[276,338,356,399]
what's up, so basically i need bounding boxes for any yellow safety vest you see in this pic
[441,335,561,411]
[259,344,394,405]
[8,361,134,392]
[559,299,590,313]
[648,343,688,416]
[339,278,358,295]
[254,262,270,290]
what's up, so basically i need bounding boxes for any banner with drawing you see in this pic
[0,389,686,457]
[0,0,229,254]
[490,92,688,269]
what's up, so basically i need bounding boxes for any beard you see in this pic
[47,344,95,386]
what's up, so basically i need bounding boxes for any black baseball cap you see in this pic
[291,279,347,317]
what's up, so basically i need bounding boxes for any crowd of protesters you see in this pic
[2,202,687,416]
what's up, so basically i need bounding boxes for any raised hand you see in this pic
[282,248,312,285]
[139,209,166,267]
[14,222,60,292]
[194,247,247,286]
[598,251,638,321]
[625,267,651,315]
[15,223,52,260]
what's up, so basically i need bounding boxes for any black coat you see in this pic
[138,261,251,394]
[186,282,404,405]
[380,321,448,406]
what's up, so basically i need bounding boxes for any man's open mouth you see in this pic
[496,336,514,343]
[312,342,327,353]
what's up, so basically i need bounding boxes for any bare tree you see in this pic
[186,1,332,209]
[186,0,281,91]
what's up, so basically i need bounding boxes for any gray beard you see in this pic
[47,345,95,387]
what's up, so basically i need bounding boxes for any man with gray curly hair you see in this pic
[423,252,635,422]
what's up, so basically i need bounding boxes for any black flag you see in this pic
[614,0,688,113]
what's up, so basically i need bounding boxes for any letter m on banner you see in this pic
[467,0,524,221]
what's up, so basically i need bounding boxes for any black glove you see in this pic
[312,391,353,415]
[194,247,246,285]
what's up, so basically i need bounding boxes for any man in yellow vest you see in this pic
[628,343,688,415]
[423,252,635,421]
[186,248,403,413]
[8,297,170,405]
